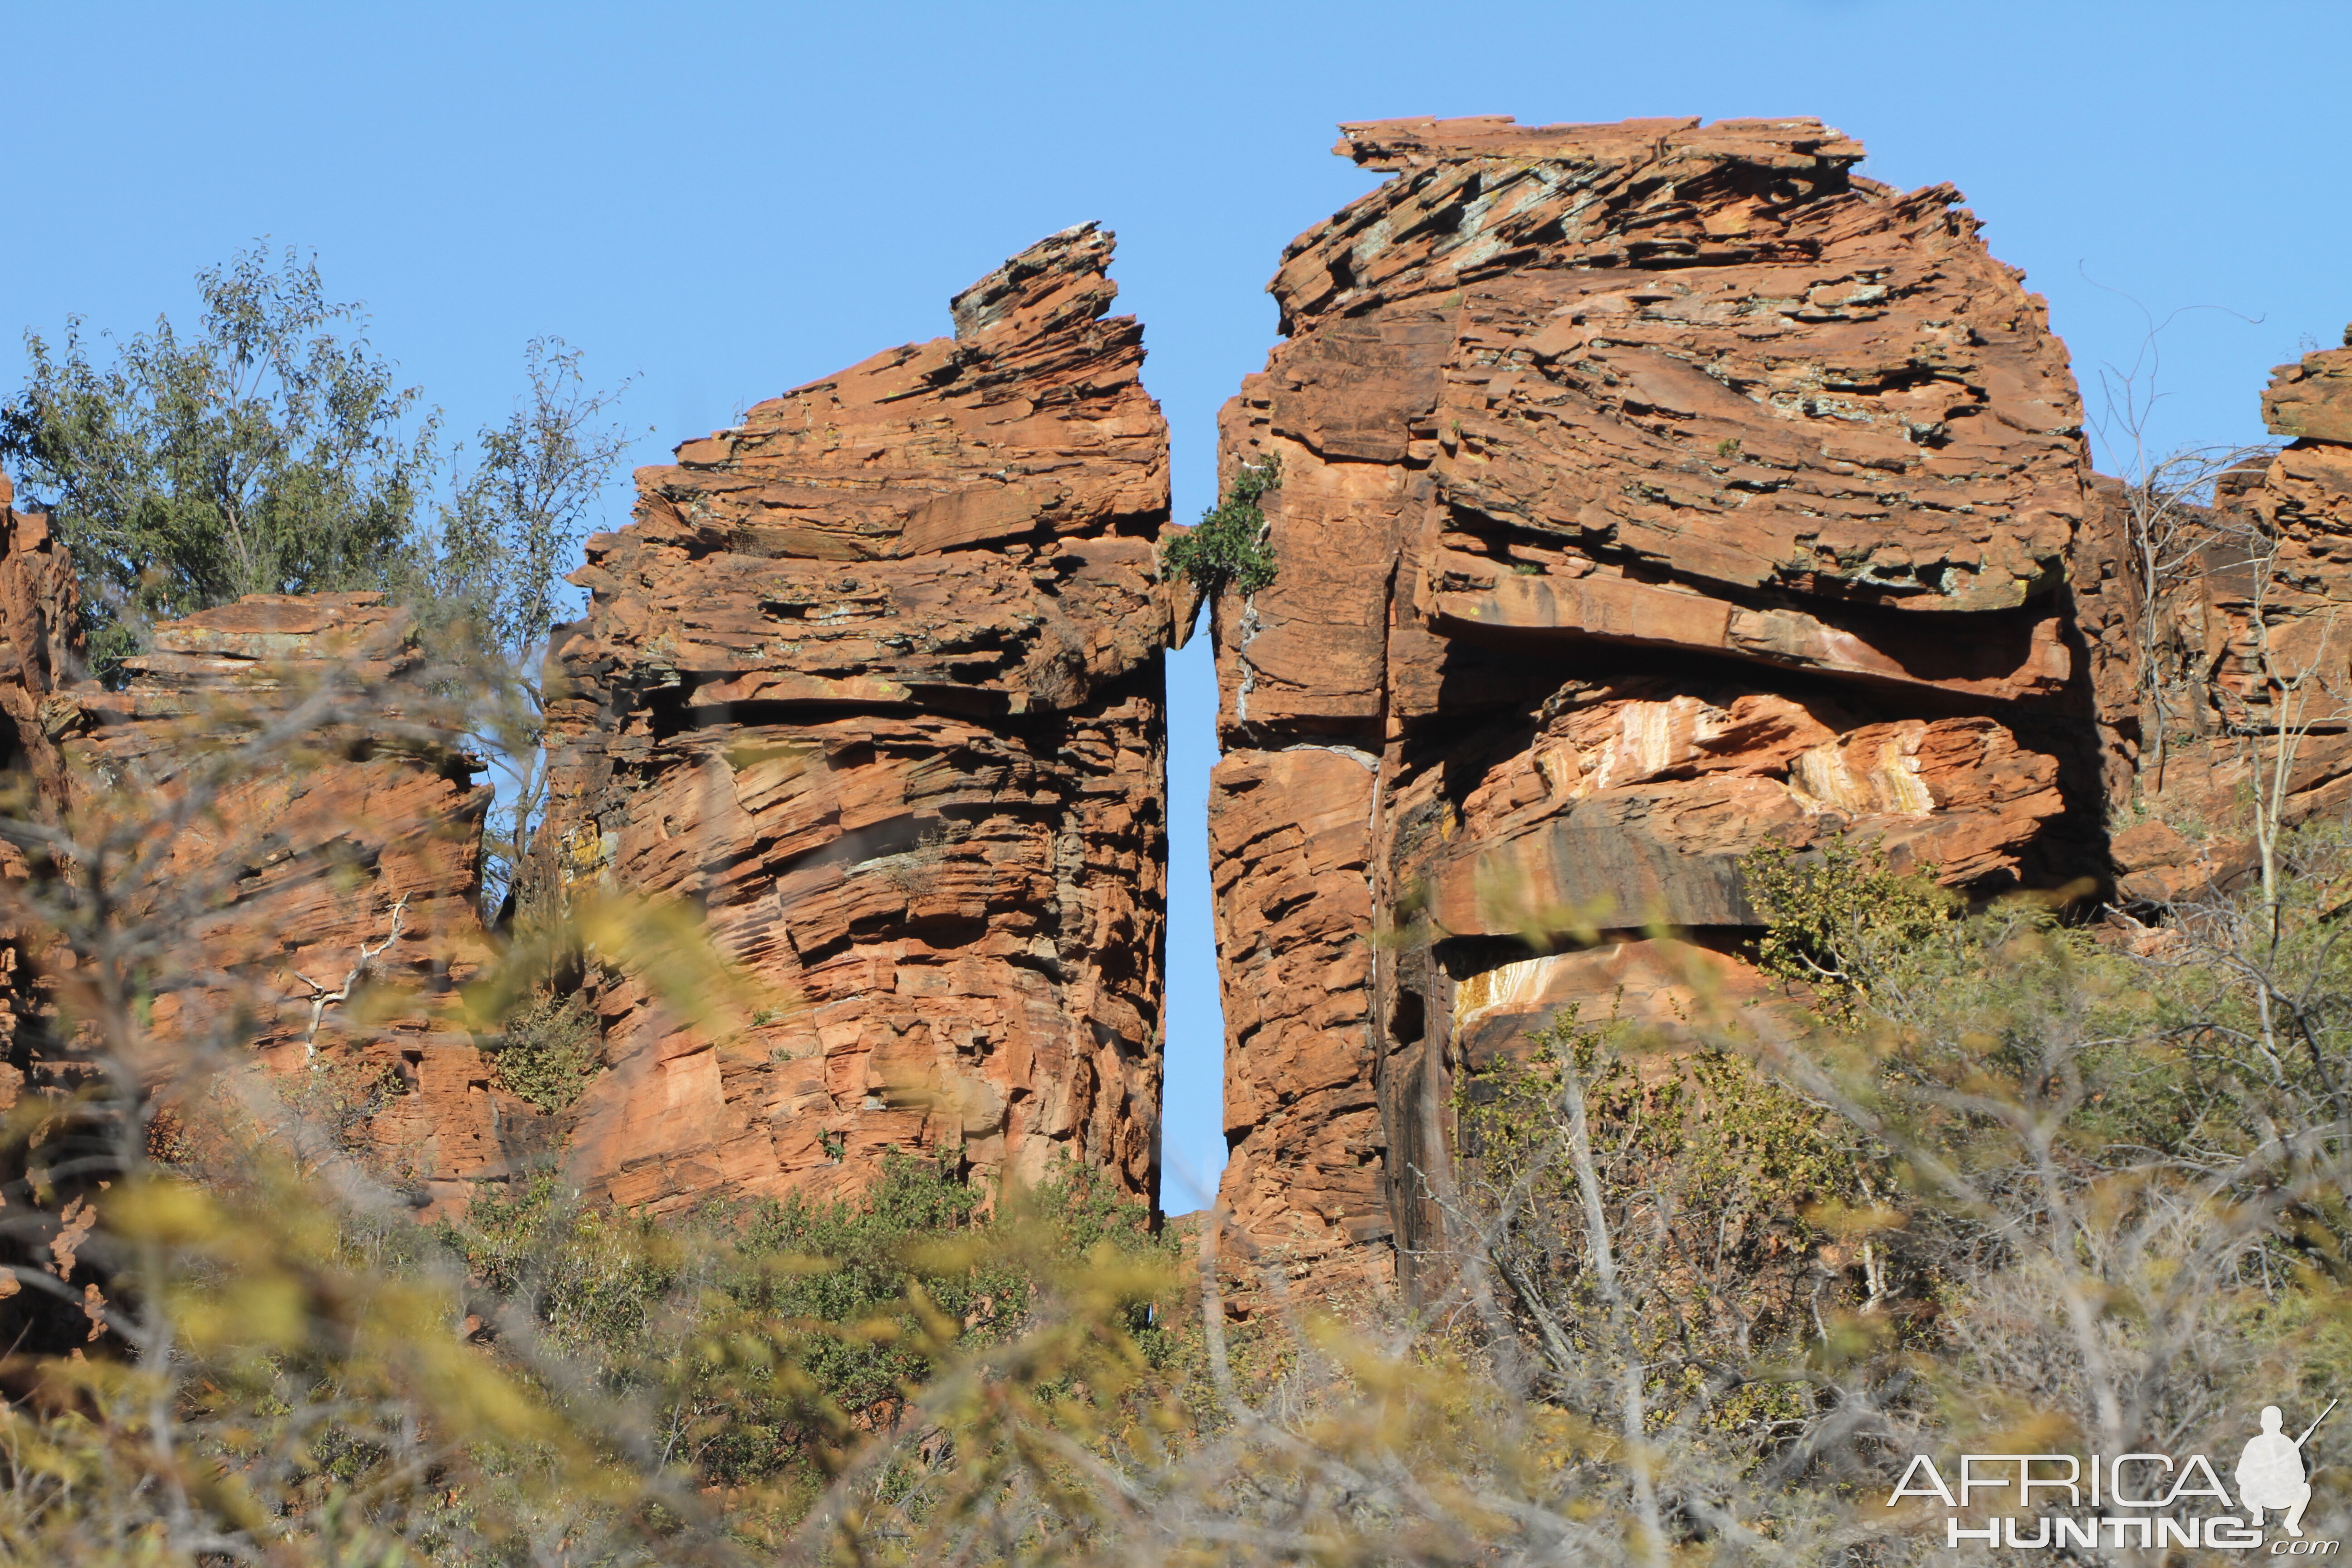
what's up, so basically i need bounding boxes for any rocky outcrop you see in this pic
[0,478,81,813]
[1208,746,1383,1264]
[2,113,2329,1301]
[2104,326,2352,904]
[539,224,1175,1214]
[54,593,509,1206]
[1206,116,2099,1289]
[0,477,80,1085]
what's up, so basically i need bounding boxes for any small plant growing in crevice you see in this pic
[1161,455,1280,596]
[877,822,956,903]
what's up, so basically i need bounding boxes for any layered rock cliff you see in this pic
[2,114,2339,1300]
[539,224,1176,1213]
[1205,116,2101,1289]
[54,593,509,1205]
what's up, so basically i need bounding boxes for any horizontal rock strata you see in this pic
[1208,746,1382,1262]
[0,113,2329,1309]
[539,224,1174,1213]
[1207,116,2099,1291]
[54,593,508,1206]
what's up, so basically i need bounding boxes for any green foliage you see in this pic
[1426,823,2352,1554]
[1159,455,1279,596]
[1463,1017,1864,1263]
[409,335,637,666]
[3,250,639,686]
[0,1169,623,1566]
[1457,1011,1876,1415]
[481,988,602,1112]
[3,251,634,925]
[1741,834,1959,1021]
[0,245,434,678]
[1725,823,2352,1454]
[437,1150,1177,1503]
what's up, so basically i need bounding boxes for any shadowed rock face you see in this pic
[539,224,1176,1214]
[1204,117,2100,1291]
[0,477,80,1082]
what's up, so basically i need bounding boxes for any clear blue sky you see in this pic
[8,0,2347,1208]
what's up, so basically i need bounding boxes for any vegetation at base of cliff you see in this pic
[434,1150,1178,1503]
[1740,834,1959,1022]
[1456,1015,1882,1416]
[1160,454,1279,596]
[1424,826,2352,1561]
[15,667,2352,1560]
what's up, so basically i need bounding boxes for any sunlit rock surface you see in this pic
[538,225,1176,1213]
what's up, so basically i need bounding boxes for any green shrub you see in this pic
[1455,1010,1874,1421]
[1160,455,1279,596]
[439,1148,1176,1501]
[483,987,602,1112]
[1740,834,1957,1022]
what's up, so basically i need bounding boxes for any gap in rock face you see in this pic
[1152,299,1264,1218]
[1158,632,1227,1212]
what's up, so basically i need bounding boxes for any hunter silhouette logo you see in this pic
[2239,1401,2335,1539]
[1886,1400,2339,1551]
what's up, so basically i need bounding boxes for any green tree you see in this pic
[414,335,634,666]
[0,244,436,678]
[408,337,639,921]
[5,249,640,911]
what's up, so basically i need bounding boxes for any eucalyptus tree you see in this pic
[4,247,639,914]
[1,245,436,679]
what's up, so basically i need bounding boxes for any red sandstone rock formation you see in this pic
[0,115,2318,1299]
[53,593,509,1206]
[1206,116,2097,1289]
[0,478,83,811]
[0,476,81,1079]
[539,223,1175,1213]
[2102,326,2352,904]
